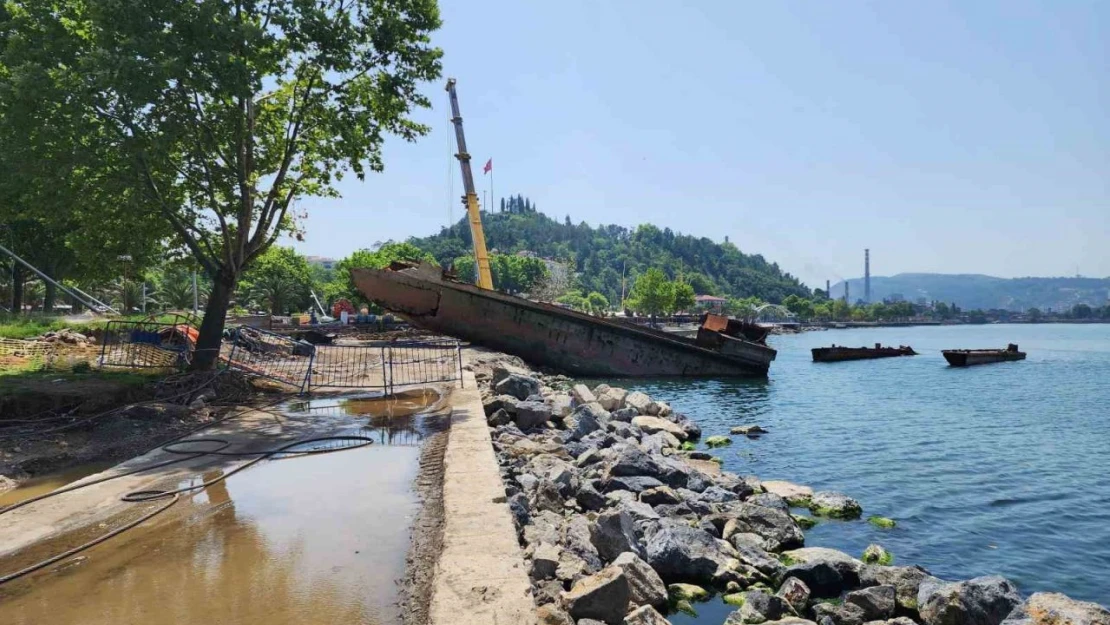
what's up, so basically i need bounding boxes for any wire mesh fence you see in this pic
[225,326,314,390]
[382,338,463,392]
[308,343,388,390]
[98,320,197,370]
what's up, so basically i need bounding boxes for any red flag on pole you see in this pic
[483,158,492,174]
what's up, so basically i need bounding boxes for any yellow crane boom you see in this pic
[445,78,493,290]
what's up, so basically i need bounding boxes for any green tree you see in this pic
[1071,303,1092,319]
[338,242,436,305]
[2,0,442,368]
[238,246,313,315]
[1027,307,1043,321]
[586,291,609,315]
[673,281,696,313]
[628,268,675,318]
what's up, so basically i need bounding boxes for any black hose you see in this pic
[0,395,375,586]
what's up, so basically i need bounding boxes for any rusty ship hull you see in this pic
[942,347,1026,367]
[351,266,776,377]
[812,344,917,362]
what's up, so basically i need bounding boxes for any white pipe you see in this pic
[0,241,119,314]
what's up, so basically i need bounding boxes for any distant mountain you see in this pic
[831,273,1110,311]
[409,209,811,305]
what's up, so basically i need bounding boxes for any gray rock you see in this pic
[1000,592,1110,625]
[610,445,668,479]
[613,551,668,609]
[549,394,574,420]
[572,384,598,405]
[748,492,790,512]
[508,492,531,530]
[533,579,565,606]
[720,502,805,551]
[699,485,740,504]
[859,565,930,612]
[528,455,578,496]
[604,475,666,494]
[777,577,811,615]
[847,585,897,621]
[598,387,629,411]
[612,407,639,422]
[632,416,688,441]
[561,565,630,625]
[672,413,702,439]
[533,478,565,513]
[731,424,768,436]
[624,605,670,625]
[576,484,609,511]
[730,590,794,624]
[729,532,772,552]
[809,491,863,520]
[577,448,604,468]
[731,540,787,580]
[570,403,610,441]
[515,400,553,430]
[487,408,512,426]
[590,509,643,562]
[617,499,661,527]
[483,394,521,416]
[536,603,574,624]
[610,421,639,440]
[532,542,562,580]
[495,373,542,400]
[812,602,868,625]
[917,576,1021,625]
[556,551,594,584]
[643,520,733,583]
[625,391,653,414]
[563,514,603,571]
[782,548,863,597]
[862,544,892,566]
[640,486,681,506]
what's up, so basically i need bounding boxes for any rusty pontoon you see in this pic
[351,264,776,377]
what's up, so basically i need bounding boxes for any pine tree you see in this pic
[500,197,506,212]
[565,215,572,226]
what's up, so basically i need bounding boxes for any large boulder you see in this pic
[484,394,521,416]
[730,539,787,581]
[609,445,667,479]
[859,565,931,613]
[762,480,813,506]
[624,605,670,625]
[632,416,687,441]
[808,491,863,520]
[917,576,1021,625]
[781,548,864,598]
[624,391,653,414]
[576,484,609,512]
[811,601,868,625]
[1001,593,1110,625]
[604,475,666,494]
[598,387,629,411]
[613,551,668,609]
[570,403,611,441]
[727,590,795,624]
[563,514,604,571]
[643,520,733,582]
[531,543,562,580]
[536,604,574,625]
[846,585,897,621]
[528,455,578,497]
[721,502,806,551]
[495,373,542,400]
[748,492,791,513]
[777,577,811,615]
[572,384,598,405]
[590,509,643,562]
[561,566,631,625]
[640,486,681,506]
[549,393,574,420]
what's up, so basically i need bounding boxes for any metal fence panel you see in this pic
[385,338,463,392]
[98,320,195,370]
[308,343,388,389]
[226,327,314,391]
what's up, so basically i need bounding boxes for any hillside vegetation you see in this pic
[833,273,1110,311]
[410,210,810,306]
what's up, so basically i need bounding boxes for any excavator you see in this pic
[445,78,494,290]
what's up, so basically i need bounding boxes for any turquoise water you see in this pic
[624,324,1110,608]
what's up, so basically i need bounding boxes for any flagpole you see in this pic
[490,163,494,213]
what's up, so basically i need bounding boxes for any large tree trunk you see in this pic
[11,265,23,314]
[43,281,56,314]
[190,269,236,371]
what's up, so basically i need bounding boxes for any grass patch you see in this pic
[0,367,162,395]
[0,313,198,340]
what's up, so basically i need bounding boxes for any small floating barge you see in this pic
[351,264,776,377]
[942,344,1026,367]
[812,343,917,362]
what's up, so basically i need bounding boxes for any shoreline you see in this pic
[461,347,1109,625]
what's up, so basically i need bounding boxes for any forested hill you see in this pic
[408,210,810,305]
[833,273,1110,311]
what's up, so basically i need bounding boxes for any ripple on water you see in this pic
[623,324,1110,609]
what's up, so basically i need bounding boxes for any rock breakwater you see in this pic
[467,352,1109,625]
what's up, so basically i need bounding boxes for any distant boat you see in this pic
[942,344,1026,367]
[812,343,917,362]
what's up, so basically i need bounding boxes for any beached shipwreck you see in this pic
[351,263,776,377]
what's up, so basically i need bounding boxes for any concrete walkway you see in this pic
[430,370,536,625]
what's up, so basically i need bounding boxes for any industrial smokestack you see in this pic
[864,249,871,304]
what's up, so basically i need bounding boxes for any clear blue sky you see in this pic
[291,0,1108,288]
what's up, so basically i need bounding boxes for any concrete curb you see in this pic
[429,370,536,625]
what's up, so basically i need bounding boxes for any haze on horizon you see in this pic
[290,0,1109,288]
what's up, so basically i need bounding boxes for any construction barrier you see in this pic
[98,320,197,370]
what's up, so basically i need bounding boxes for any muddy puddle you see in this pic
[0,462,116,508]
[0,388,450,625]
